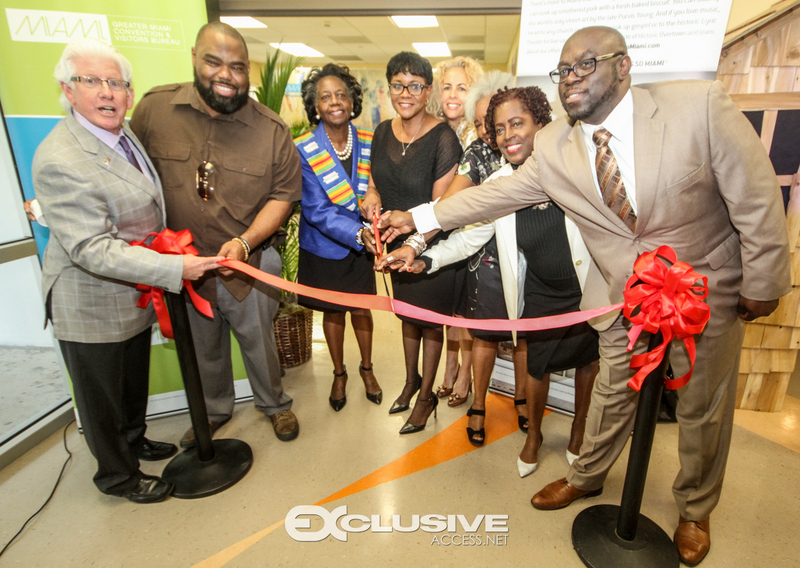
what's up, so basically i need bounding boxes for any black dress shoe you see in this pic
[122,475,173,504]
[137,438,178,461]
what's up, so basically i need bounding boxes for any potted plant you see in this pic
[255,46,313,367]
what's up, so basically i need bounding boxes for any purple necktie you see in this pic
[118,136,142,173]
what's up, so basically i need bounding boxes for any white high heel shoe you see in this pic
[517,457,538,478]
[566,450,579,466]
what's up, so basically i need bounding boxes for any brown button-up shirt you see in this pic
[130,83,302,304]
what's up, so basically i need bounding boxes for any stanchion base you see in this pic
[161,439,253,499]
[572,505,679,568]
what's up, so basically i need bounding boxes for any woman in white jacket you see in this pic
[385,87,599,475]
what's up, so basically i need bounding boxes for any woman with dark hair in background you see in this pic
[361,52,462,434]
[379,87,599,470]
[296,63,382,412]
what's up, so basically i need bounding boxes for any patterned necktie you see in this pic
[593,127,636,231]
[118,136,142,173]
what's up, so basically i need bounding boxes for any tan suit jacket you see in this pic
[433,80,791,518]
[34,113,184,343]
[434,80,791,336]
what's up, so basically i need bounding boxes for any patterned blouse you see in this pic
[457,138,505,185]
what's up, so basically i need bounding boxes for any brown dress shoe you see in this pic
[179,418,230,449]
[270,410,299,441]
[531,477,603,510]
[674,515,710,566]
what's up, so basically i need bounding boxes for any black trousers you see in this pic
[59,328,151,495]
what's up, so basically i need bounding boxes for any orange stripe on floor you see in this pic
[193,393,545,567]
[318,393,521,505]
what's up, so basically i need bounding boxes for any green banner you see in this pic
[1,1,205,116]
[0,0,258,413]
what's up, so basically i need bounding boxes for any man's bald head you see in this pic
[196,22,249,59]
[563,26,627,57]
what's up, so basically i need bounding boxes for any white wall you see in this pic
[0,109,52,348]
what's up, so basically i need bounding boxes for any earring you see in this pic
[315,114,320,120]
[350,111,355,117]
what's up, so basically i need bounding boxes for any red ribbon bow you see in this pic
[623,245,710,391]
[130,229,213,339]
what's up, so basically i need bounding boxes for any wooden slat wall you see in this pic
[718,4,800,412]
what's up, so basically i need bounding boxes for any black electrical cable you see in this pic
[0,418,75,558]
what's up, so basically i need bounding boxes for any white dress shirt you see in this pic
[578,89,637,213]
[72,110,153,183]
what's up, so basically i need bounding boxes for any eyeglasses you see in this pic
[196,161,215,201]
[70,75,130,91]
[549,52,625,84]
[388,82,426,96]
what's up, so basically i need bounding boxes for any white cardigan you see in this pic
[423,164,592,336]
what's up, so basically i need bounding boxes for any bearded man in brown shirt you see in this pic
[131,22,303,445]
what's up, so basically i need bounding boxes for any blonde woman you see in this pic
[426,56,485,409]
[428,56,485,148]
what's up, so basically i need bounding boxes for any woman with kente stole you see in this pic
[295,64,382,412]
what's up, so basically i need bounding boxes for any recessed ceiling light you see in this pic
[220,16,267,29]
[270,43,325,58]
[391,16,439,28]
[413,42,451,57]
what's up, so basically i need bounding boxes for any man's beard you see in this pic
[194,72,250,114]
[563,67,619,123]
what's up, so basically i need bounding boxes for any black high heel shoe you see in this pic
[329,367,347,412]
[360,363,383,405]
[515,398,529,432]
[389,374,422,414]
[466,407,486,446]
[399,396,438,434]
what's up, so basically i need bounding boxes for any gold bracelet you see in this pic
[232,237,249,261]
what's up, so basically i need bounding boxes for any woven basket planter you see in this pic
[273,306,313,368]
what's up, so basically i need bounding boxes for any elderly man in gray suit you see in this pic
[378,26,791,566]
[32,39,221,503]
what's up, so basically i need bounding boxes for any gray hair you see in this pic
[464,70,514,124]
[54,39,132,112]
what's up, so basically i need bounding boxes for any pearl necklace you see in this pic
[400,118,424,156]
[326,125,353,161]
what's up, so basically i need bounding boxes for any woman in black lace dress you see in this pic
[361,52,462,434]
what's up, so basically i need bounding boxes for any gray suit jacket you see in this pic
[434,81,791,336]
[34,113,184,343]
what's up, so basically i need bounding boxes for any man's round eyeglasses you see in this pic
[388,82,426,96]
[71,75,130,91]
[549,52,626,84]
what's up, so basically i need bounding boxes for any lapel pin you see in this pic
[104,157,110,166]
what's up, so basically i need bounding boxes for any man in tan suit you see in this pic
[33,39,220,503]
[380,27,790,565]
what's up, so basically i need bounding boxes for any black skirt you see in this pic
[461,236,517,343]
[297,247,376,313]
[389,235,456,329]
[516,204,599,379]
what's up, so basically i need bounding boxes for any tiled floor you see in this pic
[1,308,799,567]
[0,346,69,440]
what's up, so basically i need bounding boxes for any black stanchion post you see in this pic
[616,332,669,541]
[571,331,680,568]
[164,291,215,462]
[160,290,253,498]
